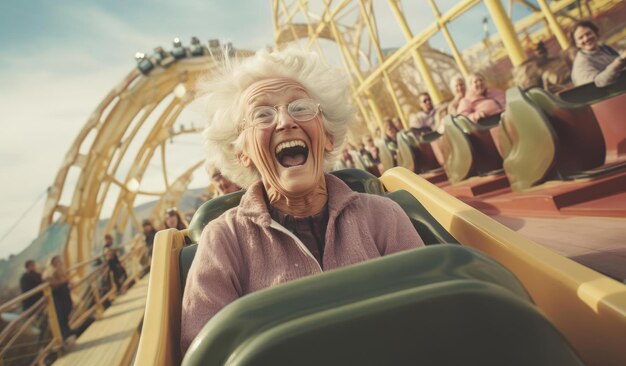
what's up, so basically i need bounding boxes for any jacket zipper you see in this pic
[269,219,323,273]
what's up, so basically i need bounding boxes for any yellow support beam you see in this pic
[327,5,384,128]
[306,0,352,48]
[536,0,570,50]
[359,0,408,128]
[387,0,443,105]
[427,0,470,77]
[484,0,527,66]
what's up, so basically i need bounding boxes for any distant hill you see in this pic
[0,187,207,303]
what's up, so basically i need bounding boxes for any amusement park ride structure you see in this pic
[36,0,621,272]
[2,0,625,366]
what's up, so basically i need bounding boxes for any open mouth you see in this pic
[275,139,309,168]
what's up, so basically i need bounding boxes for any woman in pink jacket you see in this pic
[181,48,425,353]
[456,73,505,122]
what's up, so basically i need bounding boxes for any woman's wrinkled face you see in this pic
[454,79,466,97]
[239,78,332,196]
[469,76,486,96]
[574,26,598,52]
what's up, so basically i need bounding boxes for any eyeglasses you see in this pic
[240,99,321,133]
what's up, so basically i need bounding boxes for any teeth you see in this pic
[275,140,306,155]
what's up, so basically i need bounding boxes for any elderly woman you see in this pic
[456,73,505,122]
[447,75,466,115]
[570,20,626,87]
[181,48,424,352]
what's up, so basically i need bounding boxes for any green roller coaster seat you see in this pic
[440,115,473,184]
[501,86,615,191]
[557,71,626,104]
[183,245,583,366]
[500,87,557,191]
[187,190,245,243]
[526,87,606,175]
[440,114,502,184]
[385,189,457,245]
[455,114,503,175]
[181,168,459,288]
[326,168,386,195]
[374,138,395,173]
[397,130,441,174]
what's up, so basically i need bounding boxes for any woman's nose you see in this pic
[275,107,297,130]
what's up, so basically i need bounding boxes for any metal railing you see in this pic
[0,235,148,366]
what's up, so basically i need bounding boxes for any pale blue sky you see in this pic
[0,0,537,258]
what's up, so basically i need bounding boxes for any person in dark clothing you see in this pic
[20,260,43,311]
[142,219,157,257]
[103,233,114,250]
[105,248,127,292]
[43,255,73,339]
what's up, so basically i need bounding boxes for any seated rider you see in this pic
[570,20,626,87]
[514,41,571,93]
[206,165,241,196]
[181,48,424,353]
[456,73,505,122]
[410,92,436,137]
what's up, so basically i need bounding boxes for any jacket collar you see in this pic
[237,173,359,227]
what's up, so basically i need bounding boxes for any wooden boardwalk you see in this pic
[54,276,148,366]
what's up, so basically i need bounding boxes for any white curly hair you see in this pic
[199,47,355,188]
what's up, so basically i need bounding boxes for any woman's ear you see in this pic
[238,153,252,167]
[324,132,334,153]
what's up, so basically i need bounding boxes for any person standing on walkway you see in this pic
[43,255,73,340]
[20,260,43,311]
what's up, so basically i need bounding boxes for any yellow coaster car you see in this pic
[135,168,626,366]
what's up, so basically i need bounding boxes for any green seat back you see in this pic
[501,87,558,191]
[213,281,583,366]
[441,115,474,183]
[328,168,385,195]
[397,131,441,173]
[454,114,503,176]
[183,245,570,366]
[187,191,245,243]
[396,130,417,171]
[526,88,605,176]
[385,190,457,245]
[417,130,442,144]
[557,72,626,104]
[374,138,395,172]
[502,86,609,191]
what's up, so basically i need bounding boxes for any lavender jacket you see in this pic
[181,174,424,352]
